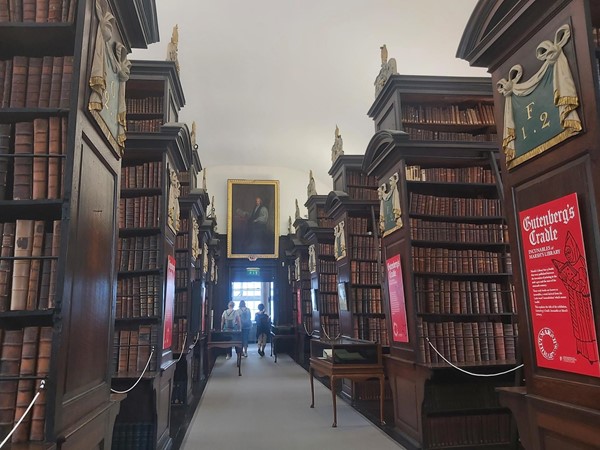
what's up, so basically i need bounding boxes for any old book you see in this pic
[117,330,130,373]
[0,60,5,106]
[11,219,34,310]
[35,0,49,22]
[128,330,139,372]
[60,116,66,196]
[33,118,48,199]
[0,222,15,311]
[0,329,24,438]
[26,221,45,310]
[137,325,152,371]
[48,56,63,108]
[0,0,8,21]
[47,116,60,198]
[67,0,75,21]
[48,0,61,21]
[59,56,72,108]
[1,59,12,108]
[22,0,35,21]
[25,57,42,107]
[0,123,11,200]
[47,220,61,308]
[37,231,53,309]
[29,326,52,441]
[38,56,53,108]
[13,121,34,200]
[10,56,28,108]
[12,326,39,443]
[494,322,506,361]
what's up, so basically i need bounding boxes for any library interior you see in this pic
[1,0,600,449]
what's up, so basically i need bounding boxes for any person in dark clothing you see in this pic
[255,303,270,357]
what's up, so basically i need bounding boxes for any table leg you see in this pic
[309,368,315,408]
[236,346,242,376]
[379,375,386,425]
[273,339,278,363]
[331,376,338,427]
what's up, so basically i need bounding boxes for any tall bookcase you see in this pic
[0,0,158,448]
[364,75,518,449]
[111,59,189,450]
[458,1,600,448]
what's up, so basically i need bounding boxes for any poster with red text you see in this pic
[163,255,176,350]
[386,254,409,343]
[519,193,600,377]
[297,288,302,326]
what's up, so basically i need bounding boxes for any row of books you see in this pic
[350,286,381,303]
[350,261,380,285]
[320,316,340,338]
[0,327,52,443]
[125,96,164,115]
[423,382,503,411]
[349,237,378,260]
[411,247,510,274]
[317,274,337,293]
[0,56,73,109]
[347,186,378,201]
[318,292,339,315]
[317,259,336,273]
[405,164,496,184]
[423,413,512,448]
[117,236,159,272]
[317,216,335,228]
[0,0,77,22]
[403,126,498,142]
[401,102,495,126]
[414,278,517,315]
[0,219,60,311]
[113,326,158,374]
[121,161,163,190]
[346,169,377,188]
[175,233,189,250]
[347,216,371,234]
[126,119,162,133]
[409,218,509,243]
[174,290,188,316]
[350,298,383,315]
[352,316,389,346]
[409,193,503,217]
[317,242,333,254]
[418,319,519,364]
[118,196,161,229]
[172,318,187,353]
[111,422,156,450]
[175,268,188,289]
[0,118,67,201]
[175,251,188,268]
[115,275,160,319]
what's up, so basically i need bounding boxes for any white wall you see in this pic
[203,164,332,237]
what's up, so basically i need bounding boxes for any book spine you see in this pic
[13,121,34,200]
[29,326,52,441]
[0,329,24,437]
[11,219,34,310]
[10,56,28,108]
[25,57,42,108]
[35,0,49,22]
[1,60,12,109]
[47,116,60,199]
[26,220,46,310]
[0,222,15,311]
[47,220,61,308]
[0,123,11,200]
[32,118,48,200]
[11,326,39,443]
[59,56,73,109]
[38,56,53,108]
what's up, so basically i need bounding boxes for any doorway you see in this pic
[231,281,274,343]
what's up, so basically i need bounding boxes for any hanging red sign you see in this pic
[163,255,176,350]
[386,254,409,343]
[519,193,600,377]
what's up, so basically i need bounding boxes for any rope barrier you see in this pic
[303,323,317,337]
[426,338,524,377]
[111,348,155,394]
[174,334,188,363]
[321,326,341,341]
[0,380,45,448]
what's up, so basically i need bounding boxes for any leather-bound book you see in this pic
[10,56,28,108]
[11,219,34,310]
[0,122,11,200]
[26,220,45,310]
[0,329,24,438]
[32,118,48,200]
[25,57,42,107]
[47,220,61,308]
[37,230,53,309]
[1,59,12,108]
[48,0,61,22]
[47,116,60,198]
[0,221,15,311]
[48,56,62,108]
[29,326,52,441]
[35,0,49,22]
[22,0,35,21]
[59,56,73,108]
[13,121,34,200]
[11,326,39,443]
[38,56,53,108]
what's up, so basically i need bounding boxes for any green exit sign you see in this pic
[246,267,260,276]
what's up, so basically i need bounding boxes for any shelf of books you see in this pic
[364,72,519,449]
[111,58,189,450]
[0,1,158,448]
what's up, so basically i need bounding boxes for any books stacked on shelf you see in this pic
[118,196,160,228]
[316,206,335,228]
[0,118,67,201]
[404,127,497,142]
[423,412,512,448]
[409,218,508,243]
[0,219,60,311]
[113,325,159,374]
[0,326,52,443]
[350,287,382,314]
[172,318,187,353]
[112,422,156,450]
[115,275,160,319]
[353,316,389,344]
[409,193,502,217]
[121,162,162,189]
[401,103,495,126]
[0,57,73,110]
[117,236,159,272]
[411,247,511,274]
[0,0,77,22]
[346,169,378,201]
[126,119,162,133]
[125,96,163,115]
[405,164,496,183]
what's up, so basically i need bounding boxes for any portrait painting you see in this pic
[227,179,279,258]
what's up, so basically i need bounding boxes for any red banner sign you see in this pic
[386,254,409,343]
[297,288,302,326]
[163,255,176,350]
[519,193,599,377]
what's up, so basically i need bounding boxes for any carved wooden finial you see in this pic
[167,24,180,73]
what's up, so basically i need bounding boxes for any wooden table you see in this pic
[270,330,296,363]
[207,330,243,376]
[309,357,385,427]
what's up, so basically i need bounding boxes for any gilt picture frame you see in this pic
[227,179,279,259]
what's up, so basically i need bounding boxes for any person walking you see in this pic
[237,300,252,357]
[255,303,270,357]
[221,301,240,360]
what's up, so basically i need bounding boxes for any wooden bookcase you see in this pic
[111,59,189,450]
[458,1,600,448]
[363,75,519,449]
[0,0,158,448]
